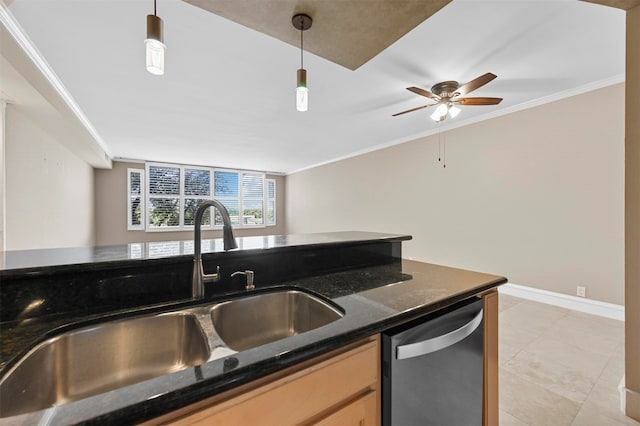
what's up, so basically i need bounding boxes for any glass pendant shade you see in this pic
[431,103,449,121]
[448,105,461,118]
[296,86,308,111]
[296,68,308,111]
[145,39,165,75]
[146,14,165,75]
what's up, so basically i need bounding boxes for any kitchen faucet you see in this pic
[192,200,238,299]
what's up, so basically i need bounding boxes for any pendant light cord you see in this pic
[300,20,304,69]
[154,0,157,16]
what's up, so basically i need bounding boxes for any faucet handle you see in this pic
[202,265,221,283]
[231,270,255,291]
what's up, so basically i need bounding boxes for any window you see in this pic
[213,170,265,226]
[147,165,180,229]
[127,169,145,230]
[129,162,276,232]
[183,167,212,227]
[214,170,240,225]
[266,179,276,226]
[242,172,265,226]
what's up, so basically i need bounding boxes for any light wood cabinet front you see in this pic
[483,289,499,426]
[311,390,377,426]
[154,336,379,426]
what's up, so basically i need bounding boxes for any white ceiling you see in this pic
[4,0,625,174]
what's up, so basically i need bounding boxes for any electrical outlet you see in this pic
[577,286,587,298]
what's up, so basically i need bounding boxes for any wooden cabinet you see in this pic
[483,289,499,426]
[150,336,379,426]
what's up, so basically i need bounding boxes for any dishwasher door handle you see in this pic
[396,309,483,360]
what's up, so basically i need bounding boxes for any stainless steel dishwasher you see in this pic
[382,297,484,426]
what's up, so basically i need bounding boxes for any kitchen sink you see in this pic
[210,289,344,351]
[0,312,210,418]
[0,287,345,418]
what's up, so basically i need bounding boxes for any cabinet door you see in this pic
[311,390,377,426]
[163,337,379,426]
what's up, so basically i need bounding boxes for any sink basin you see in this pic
[210,289,344,351]
[0,288,345,418]
[0,312,210,418]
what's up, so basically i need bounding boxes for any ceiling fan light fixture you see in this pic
[393,73,502,121]
[292,14,312,112]
[145,0,165,76]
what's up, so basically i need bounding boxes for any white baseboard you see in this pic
[499,283,624,321]
[619,376,626,414]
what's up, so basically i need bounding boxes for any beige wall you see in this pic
[286,84,625,305]
[1,101,5,250]
[94,161,286,246]
[4,105,95,250]
[625,4,640,421]
[1,17,108,252]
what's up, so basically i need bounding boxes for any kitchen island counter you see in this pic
[0,233,505,424]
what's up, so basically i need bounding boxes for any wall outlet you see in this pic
[577,286,587,298]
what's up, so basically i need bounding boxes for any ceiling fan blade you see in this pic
[407,86,439,100]
[454,73,497,97]
[392,104,435,117]
[454,97,503,106]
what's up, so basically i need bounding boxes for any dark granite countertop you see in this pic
[0,259,506,425]
[0,231,410,274]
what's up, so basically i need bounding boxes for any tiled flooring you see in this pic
[498,293,638,426]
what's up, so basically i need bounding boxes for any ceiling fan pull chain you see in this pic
[443,136,446,168]
[438,122,442,163]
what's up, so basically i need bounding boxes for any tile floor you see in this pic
[498,293,638,426]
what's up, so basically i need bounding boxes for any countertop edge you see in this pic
[0,232,412,276]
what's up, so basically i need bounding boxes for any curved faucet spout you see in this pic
[192,200,238,299]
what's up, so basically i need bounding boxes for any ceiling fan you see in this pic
[392,72,503,122]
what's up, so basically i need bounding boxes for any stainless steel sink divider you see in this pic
[183,306,239,363]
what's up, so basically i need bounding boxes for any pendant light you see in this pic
[145,0,165,75]
[292,14,312,112]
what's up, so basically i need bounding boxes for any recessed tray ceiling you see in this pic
[183,0,451,70]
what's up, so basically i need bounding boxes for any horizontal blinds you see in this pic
[266,179,276,226]
[148,166,180,195]
[242,173,264,225]
[128,169,145,230]
[184,168,211,196]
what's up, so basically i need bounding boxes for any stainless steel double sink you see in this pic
[0,288,344,418]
